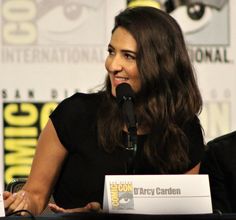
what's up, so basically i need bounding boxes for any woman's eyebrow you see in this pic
[121,49,137,55]
[108,44,136,54]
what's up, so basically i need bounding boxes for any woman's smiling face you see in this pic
[105,27,141,97]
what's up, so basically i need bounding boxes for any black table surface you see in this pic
[1,212,236,220]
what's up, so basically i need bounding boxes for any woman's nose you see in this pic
[107,55,123,72]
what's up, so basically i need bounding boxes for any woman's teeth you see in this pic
[115,77,128,81]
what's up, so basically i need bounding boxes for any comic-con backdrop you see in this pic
[0,0,235,186]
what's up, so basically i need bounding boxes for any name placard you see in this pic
[103,175,212,215]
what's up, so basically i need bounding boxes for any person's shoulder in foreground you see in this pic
[200,131,236,213]
[208,131,236,147]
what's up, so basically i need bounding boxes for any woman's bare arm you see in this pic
[4,119,68,215]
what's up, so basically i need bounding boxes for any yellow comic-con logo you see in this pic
[110,182,134,210]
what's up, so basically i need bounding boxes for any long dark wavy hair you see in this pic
[97,6,203,173]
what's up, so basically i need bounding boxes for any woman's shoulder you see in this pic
[63,91,105,104]
[50,91,105,119]
[59,91,105,109]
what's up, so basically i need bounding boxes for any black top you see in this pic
[200,131,236,213]
[50,92,204,208]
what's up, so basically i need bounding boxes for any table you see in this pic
[1,212,236,220]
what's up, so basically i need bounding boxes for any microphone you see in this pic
[116,83,137,174]
[116,83,136,134]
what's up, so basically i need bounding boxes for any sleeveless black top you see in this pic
[50,92,204,208]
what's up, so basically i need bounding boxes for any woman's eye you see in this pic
[107,48,114,55]
[125,53,135,60]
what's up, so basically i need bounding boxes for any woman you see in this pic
[4,6,204,215]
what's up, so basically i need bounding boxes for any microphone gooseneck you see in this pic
[116,83,138,174]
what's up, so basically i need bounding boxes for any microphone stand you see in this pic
[126,126,138,174]
[122,98,138,174]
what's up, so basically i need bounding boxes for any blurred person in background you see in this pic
[200,131,236,213]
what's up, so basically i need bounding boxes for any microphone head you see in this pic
[116,83,135,105]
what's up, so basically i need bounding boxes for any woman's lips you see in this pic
[113,76,129,86]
